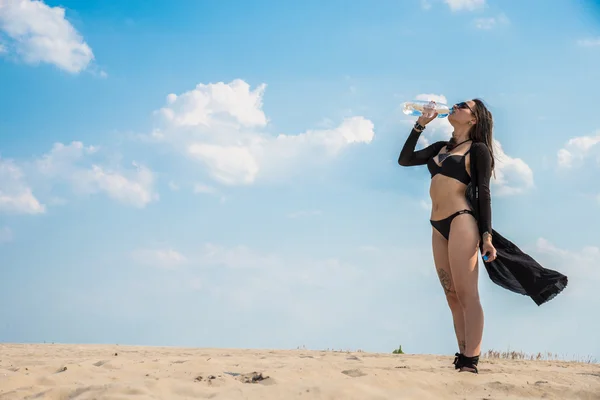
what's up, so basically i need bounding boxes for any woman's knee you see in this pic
[445,291,461,309]
[455,287,481,308]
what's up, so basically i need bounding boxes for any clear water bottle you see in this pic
[402,100,452,118]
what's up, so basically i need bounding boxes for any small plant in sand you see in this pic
[392,345,404,354]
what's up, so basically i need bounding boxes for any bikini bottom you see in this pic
[430,209,475,240]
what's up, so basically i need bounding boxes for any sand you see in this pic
[0,344,599,399]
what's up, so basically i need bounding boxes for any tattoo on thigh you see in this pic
[436,268,455,295]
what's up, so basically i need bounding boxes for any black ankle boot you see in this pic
[452,352,463,369]
[458,354,479,374]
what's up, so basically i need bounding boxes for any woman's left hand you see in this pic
[481,241,497,262]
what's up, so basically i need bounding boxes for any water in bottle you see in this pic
[402,100,452,118]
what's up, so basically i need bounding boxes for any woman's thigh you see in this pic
[432,229,456,297]
[447,214,480,302]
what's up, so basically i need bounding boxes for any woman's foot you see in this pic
[457,354,479,373]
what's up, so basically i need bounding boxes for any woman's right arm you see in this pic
[398,125,446,166]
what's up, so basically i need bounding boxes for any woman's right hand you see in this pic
[417,102,438,126]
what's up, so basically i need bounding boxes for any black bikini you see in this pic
[426,139,474,240]
[426,139,472,185]
[398,129,486,241]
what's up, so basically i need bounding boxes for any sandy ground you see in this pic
[0,343,599,399]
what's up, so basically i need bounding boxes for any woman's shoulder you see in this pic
[424,140,449,153]
[471,141,489,150]
[470,141,492,156]
[469,141,493,170]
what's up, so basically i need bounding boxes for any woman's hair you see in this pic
[469,98,495,172]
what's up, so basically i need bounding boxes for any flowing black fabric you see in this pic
[467,145,568,306]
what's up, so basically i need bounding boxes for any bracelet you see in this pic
[482,231,492,241]
[414,122,426,132]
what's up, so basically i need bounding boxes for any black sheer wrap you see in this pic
[467,147,568,306]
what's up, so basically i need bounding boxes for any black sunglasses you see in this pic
[455,102,474,114]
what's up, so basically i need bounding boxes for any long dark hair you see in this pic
[469,98,495,173]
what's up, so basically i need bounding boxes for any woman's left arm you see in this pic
[472,143,494,251]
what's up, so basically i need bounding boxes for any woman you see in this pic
[397,99,568,374]
[398,99,493,373]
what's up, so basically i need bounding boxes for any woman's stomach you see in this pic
[429,176,472,220]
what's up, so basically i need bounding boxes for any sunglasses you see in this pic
[455,102,475,114]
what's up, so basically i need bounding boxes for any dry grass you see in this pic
[483,349,598,364]
[294,345,598,364]
[296,345,365,353]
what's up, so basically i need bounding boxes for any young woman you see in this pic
[397,99,496,373]
[397,99,569,373]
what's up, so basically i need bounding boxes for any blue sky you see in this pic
[1,0,600,361]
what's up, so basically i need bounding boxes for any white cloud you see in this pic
[444,0,485,12]
[556,132,600,168]
[0,157,45,214]
[151,79,375,186]
[474,13,510,29]
[577,38,600,47]
[188,143,259,185]
[83,164,156,207]
[0,226,13,242]
[131,248,187,269]
[491,139,534,196]
[36,141,157,208]
[0,0,94,73]
[36,141,98,173]
[415,93,448,105]
[157,79,268,129]
[557,148,572,168]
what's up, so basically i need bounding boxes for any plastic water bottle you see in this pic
[402,100,452,118]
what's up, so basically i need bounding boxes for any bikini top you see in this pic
[427,140,472,185]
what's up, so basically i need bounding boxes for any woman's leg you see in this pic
[447,214,484,364]
[431,228,466,355]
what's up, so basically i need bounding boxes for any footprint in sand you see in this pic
[341,369,366,377]
[93,360,109,367]
[223,371,273,384]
